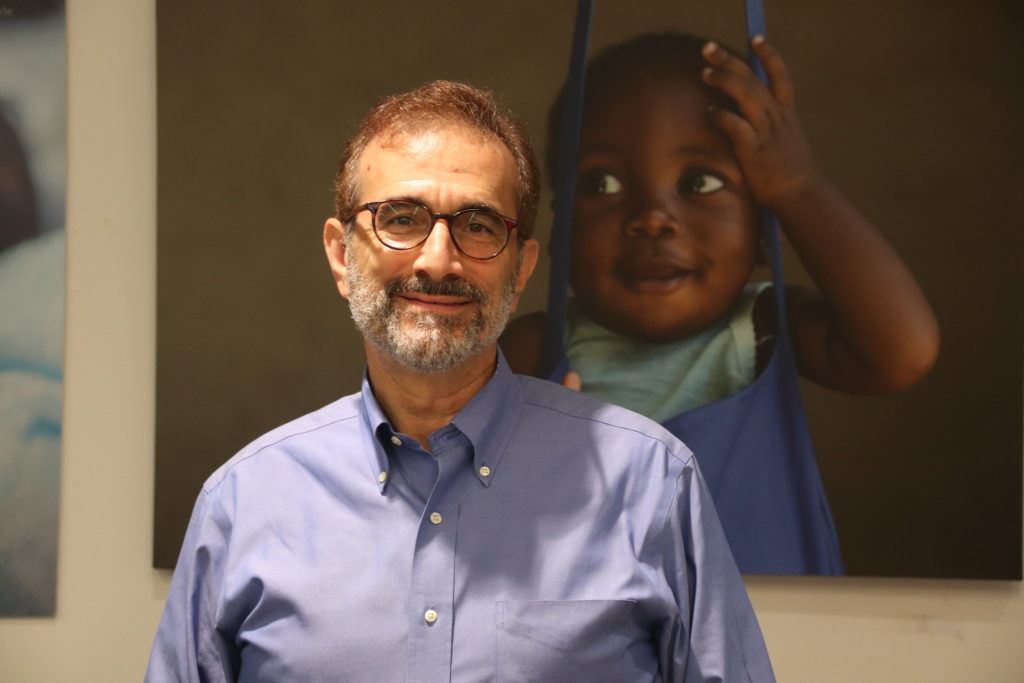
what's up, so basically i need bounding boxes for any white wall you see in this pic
[0,0,1021,680]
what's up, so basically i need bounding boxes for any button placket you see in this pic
[403,434,470,681]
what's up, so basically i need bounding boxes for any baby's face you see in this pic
[570,76,759,343]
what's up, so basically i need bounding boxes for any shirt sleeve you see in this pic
[657,458,776,682]
[146,488,239,683]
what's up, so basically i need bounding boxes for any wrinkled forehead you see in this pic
[369,121,502,157]
[358,124,518,207]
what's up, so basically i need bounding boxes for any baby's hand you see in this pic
[562,370,582,392]
[702,37,818,207]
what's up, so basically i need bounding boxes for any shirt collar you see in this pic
[358,349,523,493]
[451,350,522,487]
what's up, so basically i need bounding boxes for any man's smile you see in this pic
[397,292,474,313]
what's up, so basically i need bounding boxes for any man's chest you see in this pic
[220,465,667,682]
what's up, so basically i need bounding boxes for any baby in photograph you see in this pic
[504,31,939,423]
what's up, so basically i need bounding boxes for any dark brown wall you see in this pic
[155,0,1023,577]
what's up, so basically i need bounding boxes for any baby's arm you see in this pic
[702,37,939,393]
[501,313,582,389]
[501,312,548,376]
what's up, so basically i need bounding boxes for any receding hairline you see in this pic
[366,120,513,154]
[345,122,522,218]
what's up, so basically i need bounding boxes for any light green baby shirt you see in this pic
[565,282,768,423]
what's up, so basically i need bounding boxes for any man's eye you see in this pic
[682,173,725,195]
[465,220,499,236]
[579,172,624,195]
[379,210,422,229]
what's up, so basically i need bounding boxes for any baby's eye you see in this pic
[681,173,725,195]
[579,172,624,195]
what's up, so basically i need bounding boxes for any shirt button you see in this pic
[429,512,443,525]
[390,435,402,446]
[424,609,439,624]
[478,465,492,478]
[378,471,388,483]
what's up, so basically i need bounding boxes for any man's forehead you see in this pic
[363,129,441,169]
[358,124,517,199]
[366,123,499,159]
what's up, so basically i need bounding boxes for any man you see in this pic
[147,80,775,682]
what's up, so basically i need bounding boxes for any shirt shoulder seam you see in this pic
[519,397,694,467]
[203,412,361,494]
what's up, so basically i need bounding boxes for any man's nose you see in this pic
[624,199,682,239]
[412,219,464,279]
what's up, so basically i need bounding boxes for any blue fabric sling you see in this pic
[542,0,844,574]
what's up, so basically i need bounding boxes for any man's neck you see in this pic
[365,343,498,451]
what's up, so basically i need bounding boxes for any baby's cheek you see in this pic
[569,245,613,287]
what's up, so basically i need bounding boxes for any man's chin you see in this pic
[385,340,477,373]
[385,320,504,372]
[400,307,471,328]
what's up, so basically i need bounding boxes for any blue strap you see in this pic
[744,0,790,333]
[745,0,768,73]
[540,0,593,378]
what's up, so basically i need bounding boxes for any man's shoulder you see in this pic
[202,391,364,493]
[513,374,694,466]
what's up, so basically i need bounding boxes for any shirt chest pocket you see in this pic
[495,599,658,682]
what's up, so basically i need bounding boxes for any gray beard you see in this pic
[344,249,519,373]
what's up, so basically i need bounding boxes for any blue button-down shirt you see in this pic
[147,353,774,682]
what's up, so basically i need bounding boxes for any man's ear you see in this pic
[323,217,350,299]
[513,238,540,300]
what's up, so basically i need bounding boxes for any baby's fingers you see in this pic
[751,36,795,107]
[702,41,754,77]
[707,105,758,154]
[701,63,776,133]
[562,370,582,391]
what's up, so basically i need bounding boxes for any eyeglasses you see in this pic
[345,199,519,260]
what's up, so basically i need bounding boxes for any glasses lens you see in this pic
[374,201,431,248]
[451,210,508,258]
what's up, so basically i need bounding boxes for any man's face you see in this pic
[324,124,538,372]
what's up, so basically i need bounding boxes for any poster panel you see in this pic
[0,0,67,616]
[155,0,1022,579]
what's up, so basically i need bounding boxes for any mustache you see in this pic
[384,274,487,303]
